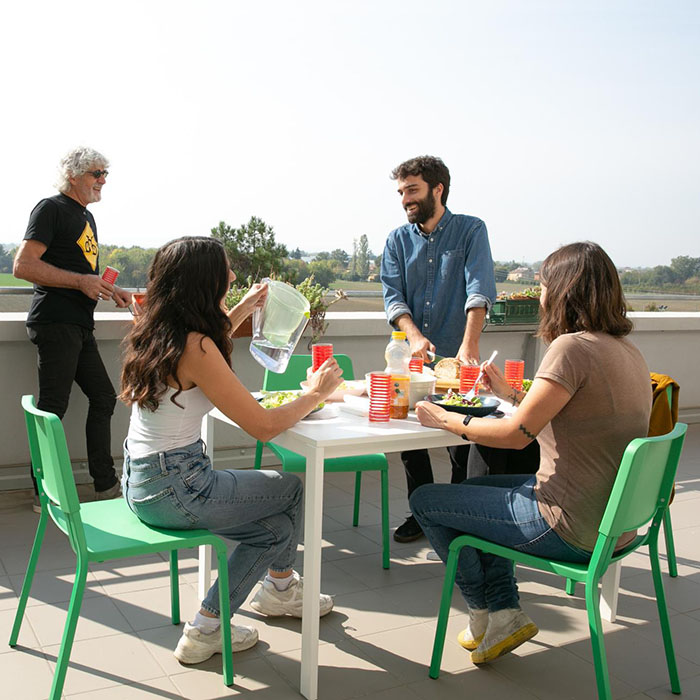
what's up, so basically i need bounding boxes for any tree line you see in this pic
[1,228,699,294]
[618,256,700,294]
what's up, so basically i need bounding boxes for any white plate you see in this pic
[300,379,366,402]
[303,404,340,420]
[341,394,370,416]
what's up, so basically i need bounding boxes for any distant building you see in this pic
[506,267,535,282]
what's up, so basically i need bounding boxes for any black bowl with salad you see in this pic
[426,390,500,417]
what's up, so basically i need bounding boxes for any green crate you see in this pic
[487,298,540,325]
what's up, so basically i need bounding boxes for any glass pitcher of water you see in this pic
[249,279,310,373]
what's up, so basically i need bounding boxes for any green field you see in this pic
[329,281,382,291]
[0,273,30,286]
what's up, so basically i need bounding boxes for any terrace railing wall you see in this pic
[1,308,699,491]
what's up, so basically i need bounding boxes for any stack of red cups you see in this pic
[101,266,119,284]
[504,360,525,390]
[368,372,391,422]
[459,364,480,393]
[311,343,334,372]
[408,357,424,373]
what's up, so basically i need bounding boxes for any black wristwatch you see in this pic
[461,414,474,440]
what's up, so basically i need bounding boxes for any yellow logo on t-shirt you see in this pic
[76,222,98,270]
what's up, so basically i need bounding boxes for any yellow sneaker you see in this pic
[456,608,488,651]
[470,608,538,664]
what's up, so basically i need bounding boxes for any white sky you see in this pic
[2,0,698,267]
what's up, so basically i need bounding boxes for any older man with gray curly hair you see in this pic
[14,146,132,510]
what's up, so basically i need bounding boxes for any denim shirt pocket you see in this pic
[440,249,464,281]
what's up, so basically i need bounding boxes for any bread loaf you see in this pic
[434,357,460,380]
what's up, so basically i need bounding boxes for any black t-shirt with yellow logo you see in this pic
[24,193,101,329]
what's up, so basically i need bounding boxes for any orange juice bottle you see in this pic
[384,330,411,419]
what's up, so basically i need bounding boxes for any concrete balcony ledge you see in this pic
[2,311,699,490]
[3,310,700,339]
[624,311,700,331]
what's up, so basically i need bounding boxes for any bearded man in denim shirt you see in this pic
[381,156,497,542]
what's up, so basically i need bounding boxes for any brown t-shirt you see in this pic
[534,332,651,552]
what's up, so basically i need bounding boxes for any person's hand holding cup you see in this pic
[480,362,512,400]
[305,357,343,401]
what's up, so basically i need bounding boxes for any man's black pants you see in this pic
[401,445,470,498]
[27,323,118,493]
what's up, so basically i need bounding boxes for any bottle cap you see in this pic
[391,330,406,341]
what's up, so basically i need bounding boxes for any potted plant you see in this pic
[295,276,347,348]
[488,287,541,326]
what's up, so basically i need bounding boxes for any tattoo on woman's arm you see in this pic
[509,390,522,406]
[518,423,536,440]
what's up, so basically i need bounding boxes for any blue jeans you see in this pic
[410,475,590,611]
[123,440,303,617]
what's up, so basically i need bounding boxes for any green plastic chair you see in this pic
[567,384,680,619]
[10,396,235,699]
[254,354,390,569]
[429,422,687,699]
[660,384,678,577]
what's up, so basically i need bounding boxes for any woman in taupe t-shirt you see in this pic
[411,242,651,665]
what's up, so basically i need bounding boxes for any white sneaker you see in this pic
[174,621,258,664]
[95,482,122,501]
[470,608,538,664]
[250,572,334,618]
[456,608,489,651]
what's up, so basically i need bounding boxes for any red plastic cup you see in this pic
[368,372,391,422]
[101,266,119,285]
[408,357,424,374]
[459,364,480,393]
[131,292,146,318]
[504,359,525,391]
[311,343,334,372]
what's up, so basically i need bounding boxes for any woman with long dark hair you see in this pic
[120,236,342,664]
[410,242,651,664]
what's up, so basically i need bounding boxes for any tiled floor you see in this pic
[1,425,699,699]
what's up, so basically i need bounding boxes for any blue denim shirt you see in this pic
[380,208,497,358]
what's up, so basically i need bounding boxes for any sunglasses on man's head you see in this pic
[87,169,109,178]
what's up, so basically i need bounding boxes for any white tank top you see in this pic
[126,385,214,458]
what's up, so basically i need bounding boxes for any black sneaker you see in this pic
[393,515,424,543]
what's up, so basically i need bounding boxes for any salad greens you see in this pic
[259,391,325,412]
[259,391,299,409]
[438,390,483,408]
[522,379,533,392]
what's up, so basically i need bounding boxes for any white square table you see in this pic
[200,404,467,700]
[199,401,622,698]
